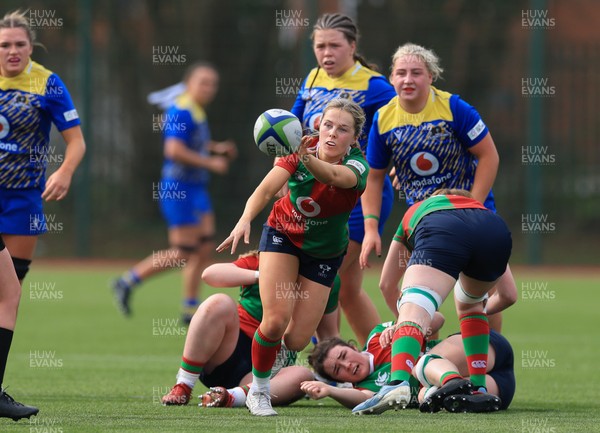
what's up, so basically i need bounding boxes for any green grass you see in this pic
[3,263,599,432]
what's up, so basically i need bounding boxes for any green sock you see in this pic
[390,321,425,383]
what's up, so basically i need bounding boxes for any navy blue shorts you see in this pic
[158,180,212,228]
[488,330,515,410]
[200,329,252,389]
[348,176,394,243]
[409,208,512,281]
[259,224,343,287]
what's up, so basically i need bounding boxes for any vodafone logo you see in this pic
[410,151,439,176]
[0,115,10,139]
[296,196,321,217]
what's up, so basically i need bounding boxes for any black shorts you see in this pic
[259,224,343,287]
[410,208,512,281]
[200,330,252,389]
[488,330,516,410]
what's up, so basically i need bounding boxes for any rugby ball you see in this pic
[253,109,302,156]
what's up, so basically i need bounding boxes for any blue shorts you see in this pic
[201,329,252,388]
[158,180,212,228]
[259,224,344,287]
[488,330,515,410]
[447,329,515,410]
[0,187,46,235]
[409,208,512,281]
[348,176,394,243]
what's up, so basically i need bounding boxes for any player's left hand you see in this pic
[379,324,398,348]
[296,135,318,161]
[42,169,73,201]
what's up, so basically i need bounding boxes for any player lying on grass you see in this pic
[301,321,515,414]
[162,250,341,407]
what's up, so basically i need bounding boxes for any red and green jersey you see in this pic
[233,255,262,338]
[354,322,393,392]
[268,147,368,258]
[232,255,341,338]
[395,194,487,251]
[355,322,436,399]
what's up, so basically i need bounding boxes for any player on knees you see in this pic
[352,188,515,415]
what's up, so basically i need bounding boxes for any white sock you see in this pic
[251,375,270,393]
[176,368,199,389]
[228,387,247,407]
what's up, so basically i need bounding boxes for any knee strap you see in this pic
[12,257,32,280]
[415,353,443,387]
[397,286,443,320]
[454,281,489,304]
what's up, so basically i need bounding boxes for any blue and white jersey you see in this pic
[367,87,495,210]
[291,61,396,152]
[161,93,211,185]
[0,60,80,189]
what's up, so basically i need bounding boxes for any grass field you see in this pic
[3,262,599,432]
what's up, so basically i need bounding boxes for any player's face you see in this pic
[313,29,356,78]
[187,67,219,106]
[318,108,356,162]
[322,344,370,383]
[390,55,433,112]
[0,28,33,78]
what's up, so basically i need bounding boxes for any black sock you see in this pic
[0,327,14,388]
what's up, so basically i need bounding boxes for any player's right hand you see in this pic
[216,219,251,254]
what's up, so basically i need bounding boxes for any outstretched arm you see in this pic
[300,381,374,409]
[202,263,258,287]
[217,166,290,254]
